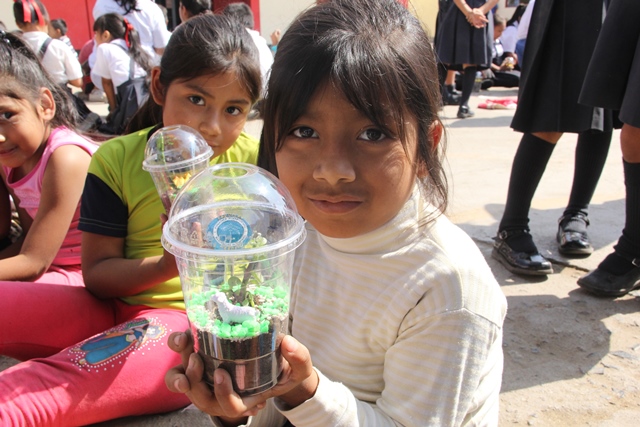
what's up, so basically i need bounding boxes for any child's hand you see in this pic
[264,335,319,408]
[270,29,281,46]
[467,9,488,28]
[165,331,318,420]
[165,330,262,423]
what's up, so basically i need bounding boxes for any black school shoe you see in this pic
[557,212,593,256]
[457,105,475,119]
[492,230,553,276]
[577,256,640,297]
[446,84,461,97]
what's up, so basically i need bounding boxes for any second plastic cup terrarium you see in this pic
[162,163,306,396]
[142,125,213,213]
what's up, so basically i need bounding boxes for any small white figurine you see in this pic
[211,292,258,324]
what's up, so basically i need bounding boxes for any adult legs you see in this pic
[493,132,561,275]
[457,65,477,118]
[445,69,460,97]
[578,124,640,296]
[557,130,612,255]
[438,63,460,106]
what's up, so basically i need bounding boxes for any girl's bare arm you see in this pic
[82,225,179,299]
[0,145,91,280]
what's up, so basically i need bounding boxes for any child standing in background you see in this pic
[0,13,262,426]
[165,1,507,426]
[91,13,153,135]
[0,31,95,285]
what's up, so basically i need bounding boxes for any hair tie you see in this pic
[17,0,45,27]
[15,0,31,24]
[0,30,11,46]
[123,18,134,48]
[30,0,45,26]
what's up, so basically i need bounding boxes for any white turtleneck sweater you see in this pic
[212,188,507,427]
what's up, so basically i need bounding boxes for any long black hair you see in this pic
[0,30,77,129]
[507,4,527,27]
[93,13,153,75]
[125,13,261,133]
[259,0,448,214]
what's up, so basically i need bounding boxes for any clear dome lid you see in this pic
[142,125,213,172]
[162,163,306,261]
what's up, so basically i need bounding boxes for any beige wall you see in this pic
[258,0,314,42]
[257,0,441,41]
[410,0,439,38]
[1,1,17,32]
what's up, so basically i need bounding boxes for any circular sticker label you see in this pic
[207,214,252,249]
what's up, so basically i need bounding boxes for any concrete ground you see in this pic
[3,88,637,426]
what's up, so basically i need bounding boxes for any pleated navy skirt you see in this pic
[434,0,493,70]
[511,0,617,134]
[580,0,640,128]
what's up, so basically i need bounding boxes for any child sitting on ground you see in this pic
[0,14,262,425]
[165,1,508,426]
[0,31,96,285]
[91,13,153,135]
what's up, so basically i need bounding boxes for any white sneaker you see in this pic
[88,90,106,103]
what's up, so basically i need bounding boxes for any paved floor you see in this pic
[4,88,630,426]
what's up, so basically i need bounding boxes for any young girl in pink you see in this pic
[0,30,96,285]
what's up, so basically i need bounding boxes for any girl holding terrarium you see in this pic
[165,1,508,426]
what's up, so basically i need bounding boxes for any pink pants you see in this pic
[36,264,85,287]
[0,281,191,426]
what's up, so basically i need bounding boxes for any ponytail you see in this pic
[13,0,48,27]
[94,13,153,75]
[124,95,163,134]
[123,18,134,48]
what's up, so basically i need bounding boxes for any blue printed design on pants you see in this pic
[69,318,167,370]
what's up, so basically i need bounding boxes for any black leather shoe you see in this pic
[492,230,553,276]
[557,213,593,256]
[443,92,461,106]
[457,105,475,119]
[577,262,640,297]
[446,84,460,97]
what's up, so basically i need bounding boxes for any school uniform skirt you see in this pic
[434,0,493,70]
[580,0,640,128]
[511,0,617,134]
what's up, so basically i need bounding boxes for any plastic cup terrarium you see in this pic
[162,163,306,396]
[142,125,213,213]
